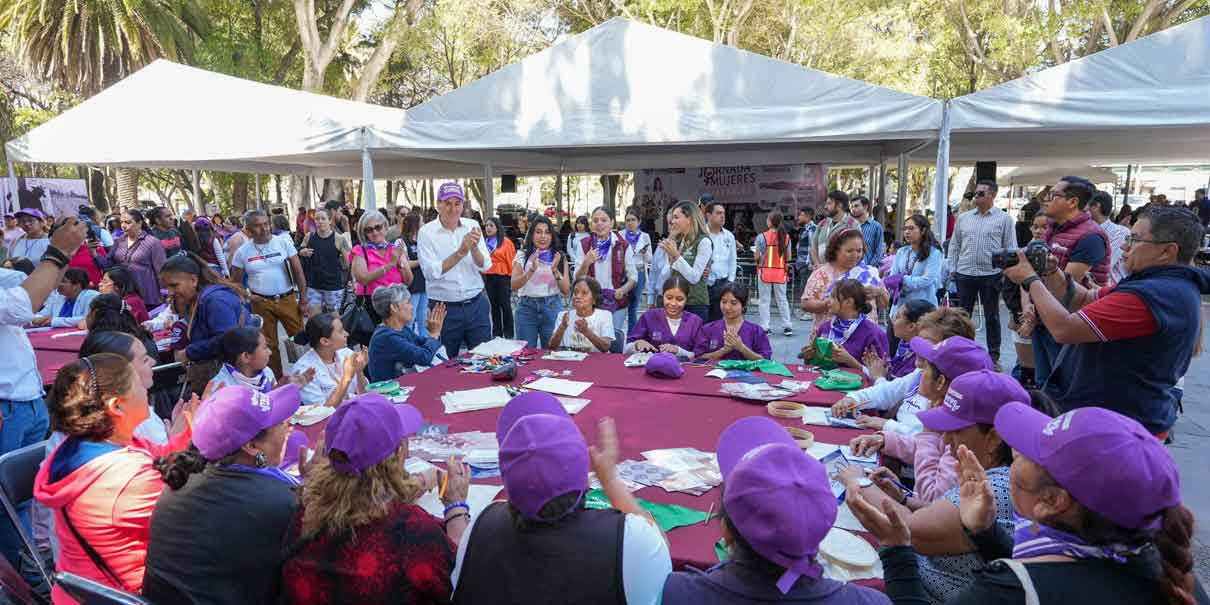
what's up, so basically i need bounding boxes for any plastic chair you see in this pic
[0,442,53,592]
[53,573,149,605]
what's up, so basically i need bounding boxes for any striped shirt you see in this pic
[857,217,885,266]
[946,207,1015,276]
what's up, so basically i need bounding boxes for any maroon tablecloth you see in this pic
[37,349,80,386]
[296,353,878,576]
[27,328,88,352]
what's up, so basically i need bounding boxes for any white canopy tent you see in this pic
[930,16,1210,236]
[998,165,1119,187]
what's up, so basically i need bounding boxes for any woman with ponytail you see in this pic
[145,385,304,605]
[855,404,1206,605]
[160,252,247,394]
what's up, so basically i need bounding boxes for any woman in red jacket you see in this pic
[34,353,191,603]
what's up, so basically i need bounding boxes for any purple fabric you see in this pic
[645,352,684,378]
[438,182,465,201]
[325,393,423,474]
[886,342,916,379]
[716,417,796,478]
[593,235,612,259]
[627,308,703,351]
[994,403,1180,530]
[694,320,773,360]
[499,413,589,521]
[104,233,167,306]
[918,369,1028,432]
[909,335,993,380]
[1011,513,1147,563]
[496,391,567,442]
[486,236,498,253]
[623,229,641,248]
[812,318,888,364]
[537,248,554,263]
[193,384,301,461]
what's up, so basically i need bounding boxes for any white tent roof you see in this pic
[369,18,943,176]
[5,60,405,176]
[943,16,1210,164]
[998,164,1119,186]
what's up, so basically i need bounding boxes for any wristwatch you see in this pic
[1020,275,1042,290]
[854,477,873,489]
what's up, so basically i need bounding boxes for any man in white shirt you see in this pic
[417,183,492,357]
[231,209,308,377]
[0,216,85,573]
[703,200,737,323]
[1089,190,1130,285]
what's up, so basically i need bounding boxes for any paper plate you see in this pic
[818,528,878,568]
[292,405,336,426]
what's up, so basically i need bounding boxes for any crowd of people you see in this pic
[0,172,1206,605]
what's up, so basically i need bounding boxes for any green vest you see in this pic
[678,232,709,307]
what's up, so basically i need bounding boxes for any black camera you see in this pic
[991,240,1049,273]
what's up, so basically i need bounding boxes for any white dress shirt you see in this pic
[36,289,100,328]
[1097,218,1131,284]
[0,287,43,401]
[417,217,491,302]
[705,227,737,284]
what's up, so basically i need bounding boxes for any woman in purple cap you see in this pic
[663,416,889,604]
[7,208,51,262]
[144,384,304,605]
[801,278,888,371]
[838,369,1023,604]
[626,274,704,359]
[857,405,1202,605]
[282,393,471,605]
[453,392,671,605]
[694,283,772,361]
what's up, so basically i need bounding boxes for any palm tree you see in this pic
[0,0,207,206]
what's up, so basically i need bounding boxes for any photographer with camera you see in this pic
[946,180,1015,367]
[1003,205,1209,439]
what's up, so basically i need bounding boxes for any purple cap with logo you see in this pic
[280,430,310,470]
[717,416,797,479]
[496,391,567,443]
[193,384,302,461]
[995,403,1180,530]
[918,370,1029,432]
[645,352,684,378]
[499,413,589,520]
[726,443,836,593]
[438,182,465,202]
[909,335,994,380]
[14,208,45,221]
[324,393,423,474]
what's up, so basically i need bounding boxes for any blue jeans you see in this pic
[431,292,492,357]
[627,271,647,333]
[515,295,563,349]
[409,291,428,336]
[0,398,49,571]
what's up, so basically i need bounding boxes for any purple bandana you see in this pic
[537,248,554,263]
[887,341,916,378]
[365,241,390,251]
[624,229,641,248]
[222,463,302,487]
[826,263,883,295]
[594,235,612,259]
[1011,513,1148,564]
[825,314,867,345]
[221,363,273,394]
[486,236,499,253]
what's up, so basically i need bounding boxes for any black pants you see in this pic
[707,279,731,323]
[484,274,514,339]
[955,273,1002,360]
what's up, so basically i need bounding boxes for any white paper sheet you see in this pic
[469,337,528,357]
[417,484,504,519]
[542,350,589,361]
[441,386,513,414]
[525,377,593,397]
[704,368,728,379]
[806,442,841,460]
[291,405,336,426]
[801,408,829,426]
[624,352,654,367]
[841,445,879,465]
[51,329,89,338]
[832,501,867,532]
[557,396,592,414]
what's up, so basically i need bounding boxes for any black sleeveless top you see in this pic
[304,231,344,291]
[453,501,626,605]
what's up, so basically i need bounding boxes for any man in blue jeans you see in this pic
[0,216,87,578]
[417,183,493,356]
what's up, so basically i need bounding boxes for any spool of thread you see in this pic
[786,426,815,449]
[767,400,807,419]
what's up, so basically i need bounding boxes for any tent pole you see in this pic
[877,156,889,226]
[1121,165,1133,206]
[895,153,908,240]
[933,104,952,244]
[255,174,261,210]
[556,170,564,223]
[192,170,201,213]
[5,160,15,214]
[483,164,495,217]
[361,130,376,212]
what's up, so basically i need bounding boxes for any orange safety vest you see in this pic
[759,229,787,284]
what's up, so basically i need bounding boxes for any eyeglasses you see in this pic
[1124,235,1175,247]
[973,191,989,198]
[1046,191,1071,201]
[365,224,386,233]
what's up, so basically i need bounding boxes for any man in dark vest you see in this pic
[1005,205,1210,439]
[452,392,671,605]
[1031,176,1111,381]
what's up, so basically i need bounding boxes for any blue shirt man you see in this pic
[849,196,885,266]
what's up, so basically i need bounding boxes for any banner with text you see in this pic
[633,164,827,226]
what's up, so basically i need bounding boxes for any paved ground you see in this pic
[752,301,1210,585]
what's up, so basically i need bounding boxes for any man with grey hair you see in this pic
[417,183,492,356]
[231,208,308,377]
[367,283,447,381]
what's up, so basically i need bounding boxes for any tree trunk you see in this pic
[84,167,110,213]
[116,168,139,209]
[600,175,620,215]
[233,174,249,215]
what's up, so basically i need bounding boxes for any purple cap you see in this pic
[281,430,310,469]
[499,413,589,520]
[324,393,423,474]
[645,352,684,378]
[438,182,465,202]
[918,370,1029,432]
[910,335,994,380]
[193,217,214,231]
[193,384,301,460]
[496,391,567,443]
[995,403,1180,530]
[725,443,836,593]
[717,417,797,479]
[14,208,45,221]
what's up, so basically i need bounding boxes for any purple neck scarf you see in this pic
[623,229,641,248]
[888,341,915,378]
[365,241,390,251]
[594,234,612,259]
[222,464,302,488]
[537,247,554,263]
[825,314,866,345]
[1011,513,1149,564]
[486,236,498,253]
[826,262,882,295]
[222,363,273,393]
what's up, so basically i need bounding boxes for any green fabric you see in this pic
[585,489,710,532]
[809,338,838,370]
[716,359,794,377]
[367,380,402,395]
[678,232,710,307]
[715,538,729,562]
[814,369,863,391]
